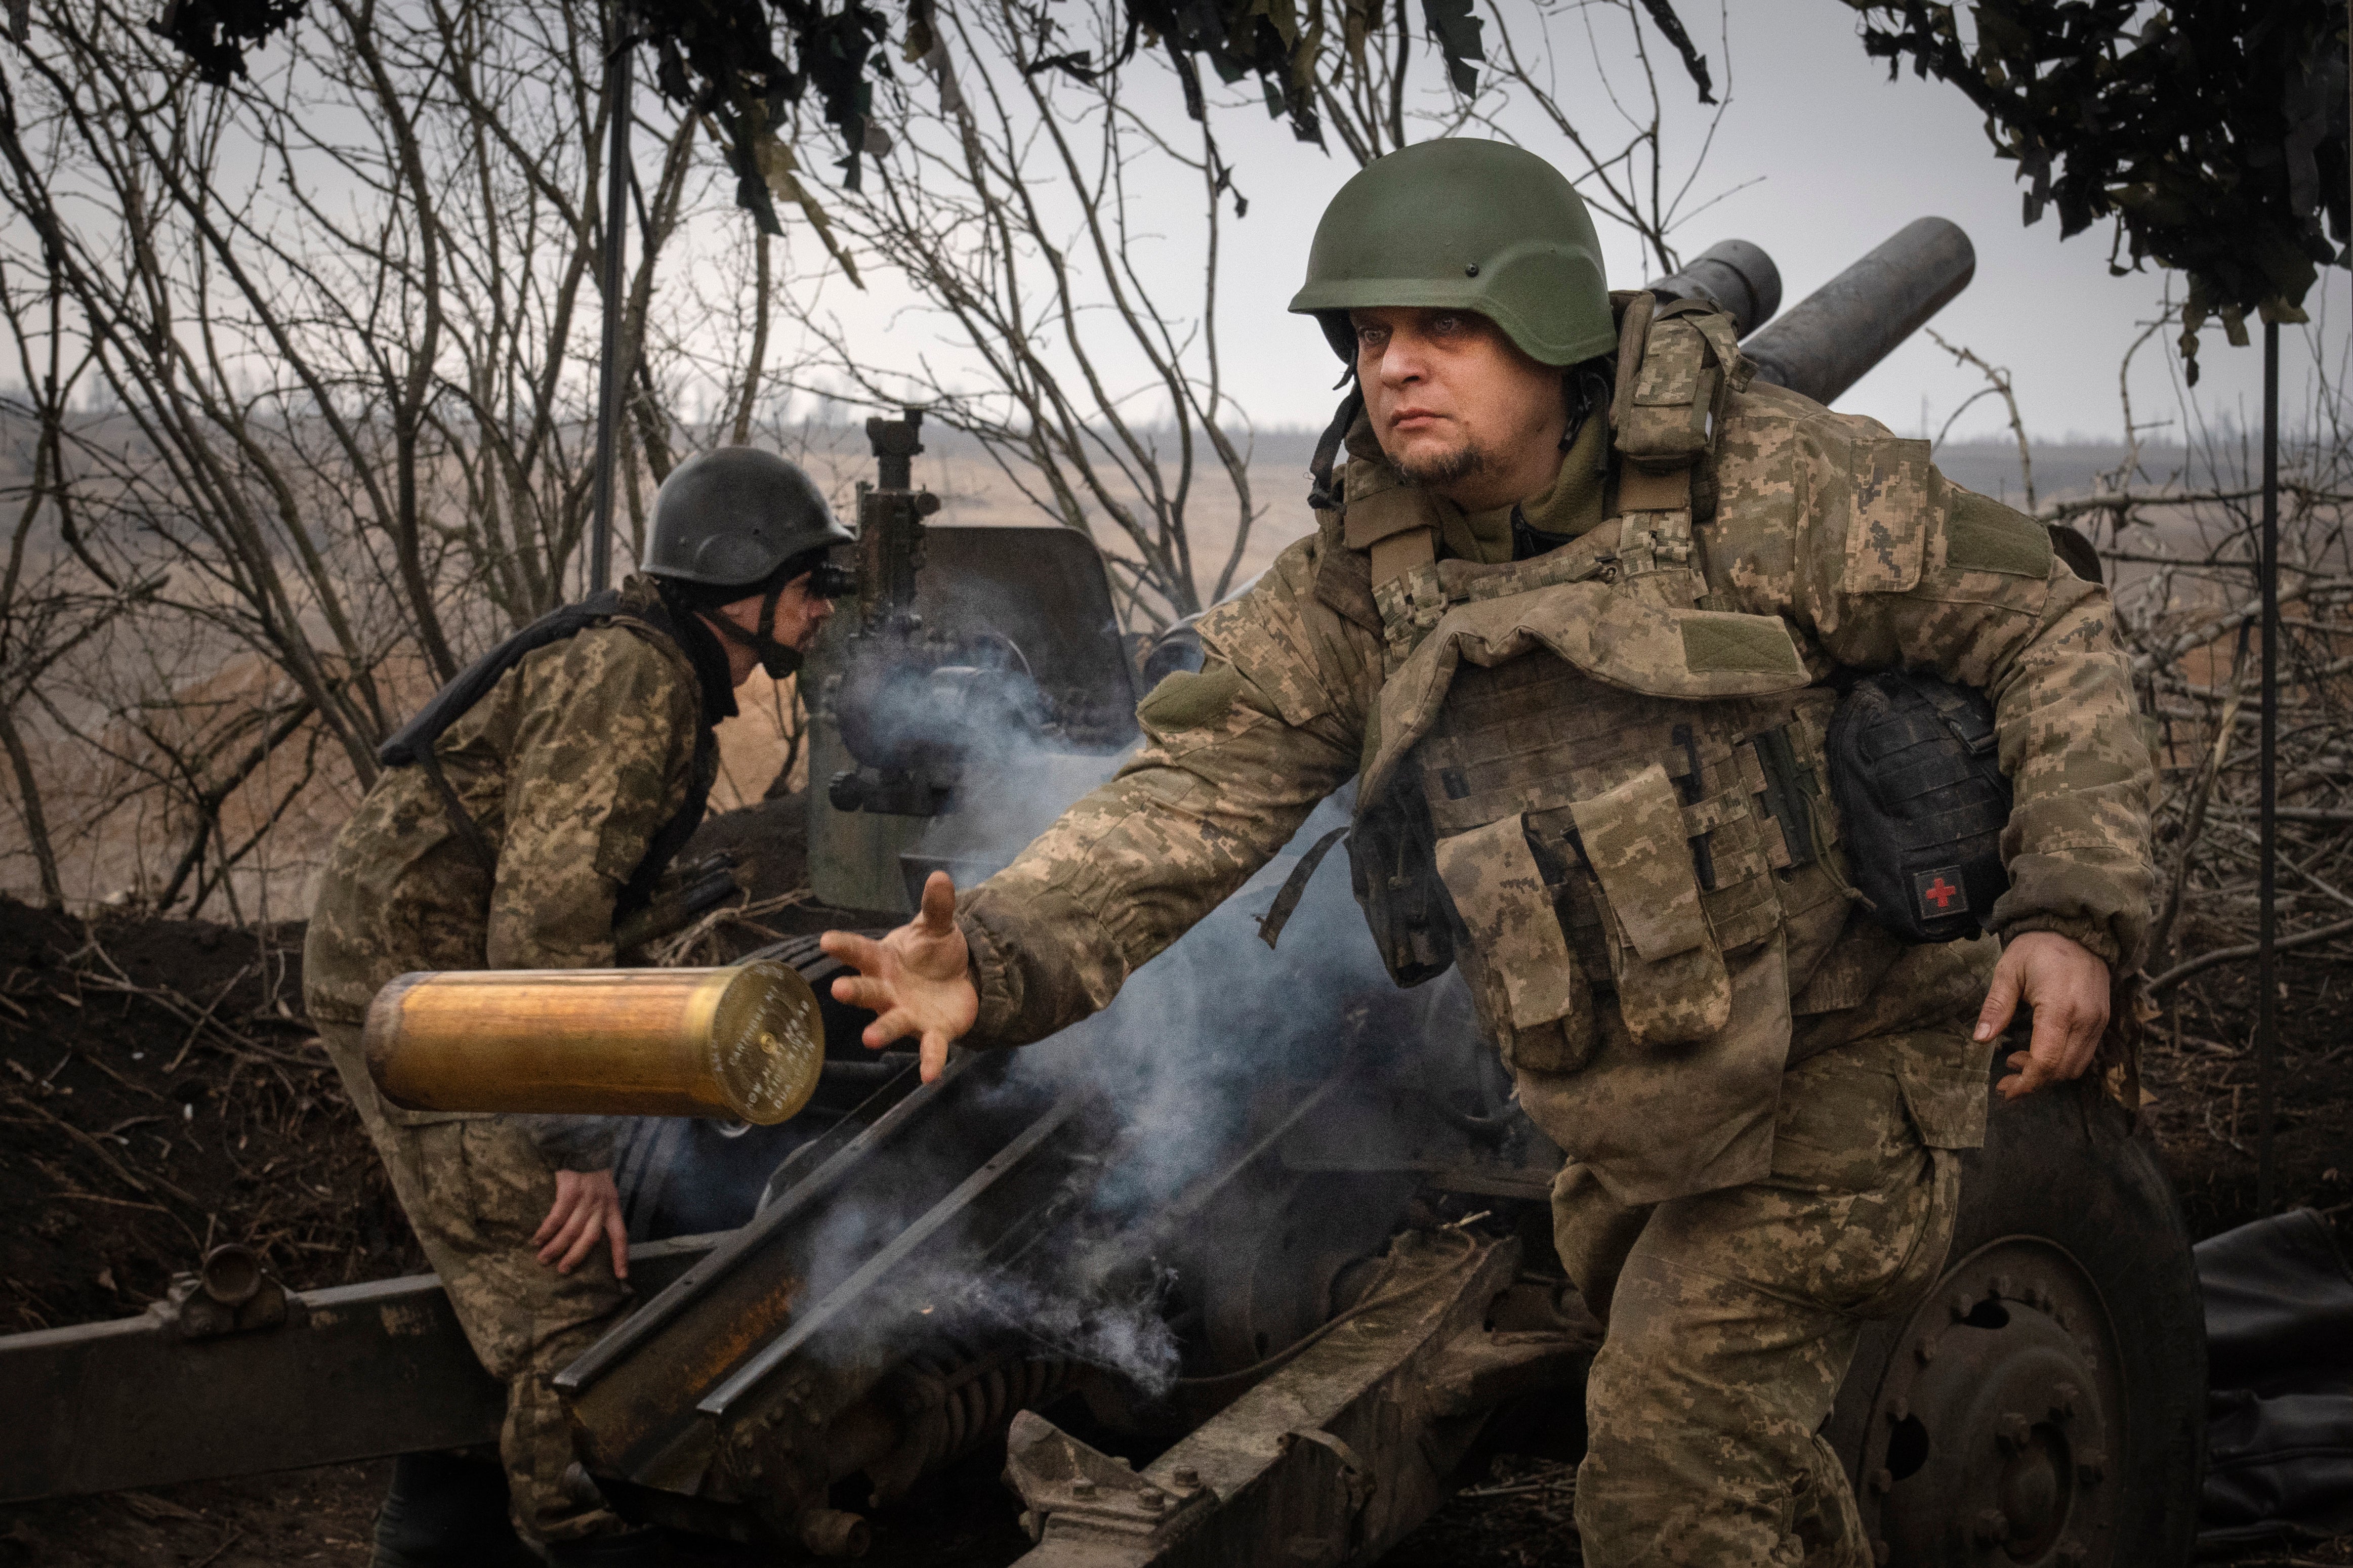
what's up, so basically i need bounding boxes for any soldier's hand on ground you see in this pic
[534,1167,629,1279]
[1975,930,2111,1101]
[820,871,978,1083]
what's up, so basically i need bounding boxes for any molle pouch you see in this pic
[1616,315,1722,472]
[1567,764,1730,1048]
[1432,817,1595,1074]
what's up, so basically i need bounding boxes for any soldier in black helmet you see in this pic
[304,447,849,1568]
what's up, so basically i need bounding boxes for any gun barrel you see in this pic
[1644,238,1784,338]
[1741,217,1975,406]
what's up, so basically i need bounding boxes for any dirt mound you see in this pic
[0,898,417,1333]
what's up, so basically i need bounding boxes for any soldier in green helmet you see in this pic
[823,139,2152,1563]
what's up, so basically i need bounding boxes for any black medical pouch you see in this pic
[1827,670,2013,944]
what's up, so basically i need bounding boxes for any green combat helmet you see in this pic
[1288,138,1616,368]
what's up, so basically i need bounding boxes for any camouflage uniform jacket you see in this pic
[305,575,729,1166]
[959,347,2154,1202]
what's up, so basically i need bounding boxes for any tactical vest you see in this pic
[1340,296,1863,1203]
[378,588,719,920]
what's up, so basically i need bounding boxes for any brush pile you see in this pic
[2084,431,2353,1236]
[0,900,417,1333]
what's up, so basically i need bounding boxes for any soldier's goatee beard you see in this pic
[1398,440,1484,489]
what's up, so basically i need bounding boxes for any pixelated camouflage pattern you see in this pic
[1361,572,1811,806]
[1565,763,1729,1047]
[301,582,707,1545]
[319,1023,632,1545]
[962,373,2152,1057]
[1704,381,2153,966]
[1562,1025,1974,1566]
[1407,616,1865,1201]
[304,575,708,1038]
[1431,816,1594,1071]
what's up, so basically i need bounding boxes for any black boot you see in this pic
[544,1528,667,1567]
[370,1451,538,1568]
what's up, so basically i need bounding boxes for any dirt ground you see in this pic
[1,853,2348,1565]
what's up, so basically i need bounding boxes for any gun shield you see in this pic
[363,961,824,1124]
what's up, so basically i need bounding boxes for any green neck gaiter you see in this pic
[1433,411,1611,565]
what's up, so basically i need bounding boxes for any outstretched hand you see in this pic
[1975,929,2112,1101]
[819,872,979,1083]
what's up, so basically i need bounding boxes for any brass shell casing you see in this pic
[363,962,824,1125]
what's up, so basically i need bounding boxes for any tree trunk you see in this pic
[0,703,64,908]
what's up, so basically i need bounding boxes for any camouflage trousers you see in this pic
[320,1024,632,1546]
[1531,1025,1979,1567]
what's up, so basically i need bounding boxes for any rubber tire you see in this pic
[1823,1055,2207,1566]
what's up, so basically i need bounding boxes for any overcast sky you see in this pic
[1109,1,2347,448]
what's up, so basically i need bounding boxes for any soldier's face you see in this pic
[767,573,836,651]
[1350,306,1569,510]
[708,573,836,687]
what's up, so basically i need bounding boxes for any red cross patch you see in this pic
[1913,866,1968,918]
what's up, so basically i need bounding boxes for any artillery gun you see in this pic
[1,220,2206,1568]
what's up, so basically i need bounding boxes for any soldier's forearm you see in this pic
[1981,585,2154,966]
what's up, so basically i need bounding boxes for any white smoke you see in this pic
[703,585,1435,1423]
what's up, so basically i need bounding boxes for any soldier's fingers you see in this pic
[917,872,959,935]
[2054,995,2108,1081]
[533,1176,584,1248]
[605,1207,630,1281]
[821,931,890,975]
[919,1030,951,1083]
[538,1204,594,1268]
[862,1006,918,1050]
[1973,950,2025,1043]
[2019,1023,2064,1099]
[1995,1048,2042,1102]
[831,971,901,1013]
[557,1213,603,1275]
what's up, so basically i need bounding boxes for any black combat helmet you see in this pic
[643,446,851,587]
[643,447,853,679]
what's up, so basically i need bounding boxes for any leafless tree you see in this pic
[772,0,1737,632]
[1470,0,1737,276]
[0,0,1738,909]
[0,0,756,912]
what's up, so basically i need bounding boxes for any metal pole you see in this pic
[587,3,634,597]
[2257,317,2280,1217]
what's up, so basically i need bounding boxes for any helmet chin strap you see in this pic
[1560,362,1613,452]
[705,583,802,680]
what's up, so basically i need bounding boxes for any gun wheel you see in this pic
[1827,1072,2204,1568]
[1856,1237,2122,1566]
